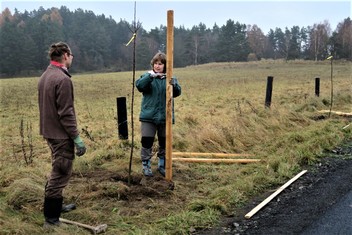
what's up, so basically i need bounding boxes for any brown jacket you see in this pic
[38,64,79,139]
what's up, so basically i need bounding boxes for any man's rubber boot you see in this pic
[61,203,76,213]
[43,197,63,228]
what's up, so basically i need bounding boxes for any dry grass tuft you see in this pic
[5,178,43,210]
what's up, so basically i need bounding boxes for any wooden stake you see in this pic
[173,152,254,158]
[173,158,260,163]
[318,110,352,117]
[165,10,174,181]
[245,170,307,219]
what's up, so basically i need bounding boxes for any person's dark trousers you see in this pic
[45,139,74,198]
[44,139,74,225]
[44,197,63,225]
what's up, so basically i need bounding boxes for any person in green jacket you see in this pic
[136,52,181,177]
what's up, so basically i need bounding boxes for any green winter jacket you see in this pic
[136,72,181,125]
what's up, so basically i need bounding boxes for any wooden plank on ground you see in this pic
[172,152,254,158]
[318,110,352,117]
[173,158,260,163]
[245,170,307,219]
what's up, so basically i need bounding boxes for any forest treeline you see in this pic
[0,6,351,77]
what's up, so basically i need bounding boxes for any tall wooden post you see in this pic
[165,10,174,181]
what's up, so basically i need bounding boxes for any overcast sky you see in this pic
[1,0,351,34]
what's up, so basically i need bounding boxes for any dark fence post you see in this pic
[116,97,128,139]
[315,77,320,97]
[265,76,274,108]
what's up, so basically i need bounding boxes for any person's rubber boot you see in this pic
[61,203,76,213]
[157,158,165,176]
[43,197,63,228]
[157,148,166,176]
[141,147,153,177]
[142,159,153,177]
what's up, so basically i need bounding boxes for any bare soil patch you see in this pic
[72,170,175,201]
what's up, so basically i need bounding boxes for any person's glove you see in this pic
[170,77,176,86]
[148,70,166,79]
[148,70,157,78]
[73,135,86,156]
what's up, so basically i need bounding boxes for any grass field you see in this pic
[0,60,351,234]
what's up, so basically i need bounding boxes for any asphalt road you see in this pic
[196,141,352,235]
[301,189,352,235]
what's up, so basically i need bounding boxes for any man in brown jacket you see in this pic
[38,42,86,227]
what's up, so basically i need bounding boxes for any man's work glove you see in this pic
[73,135,86,156]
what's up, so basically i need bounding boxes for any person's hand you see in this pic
[170,77,176,86]
[73,135,86,156]
[159,73,166,79]
[148,70,157,78]
[148,70,165,79]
